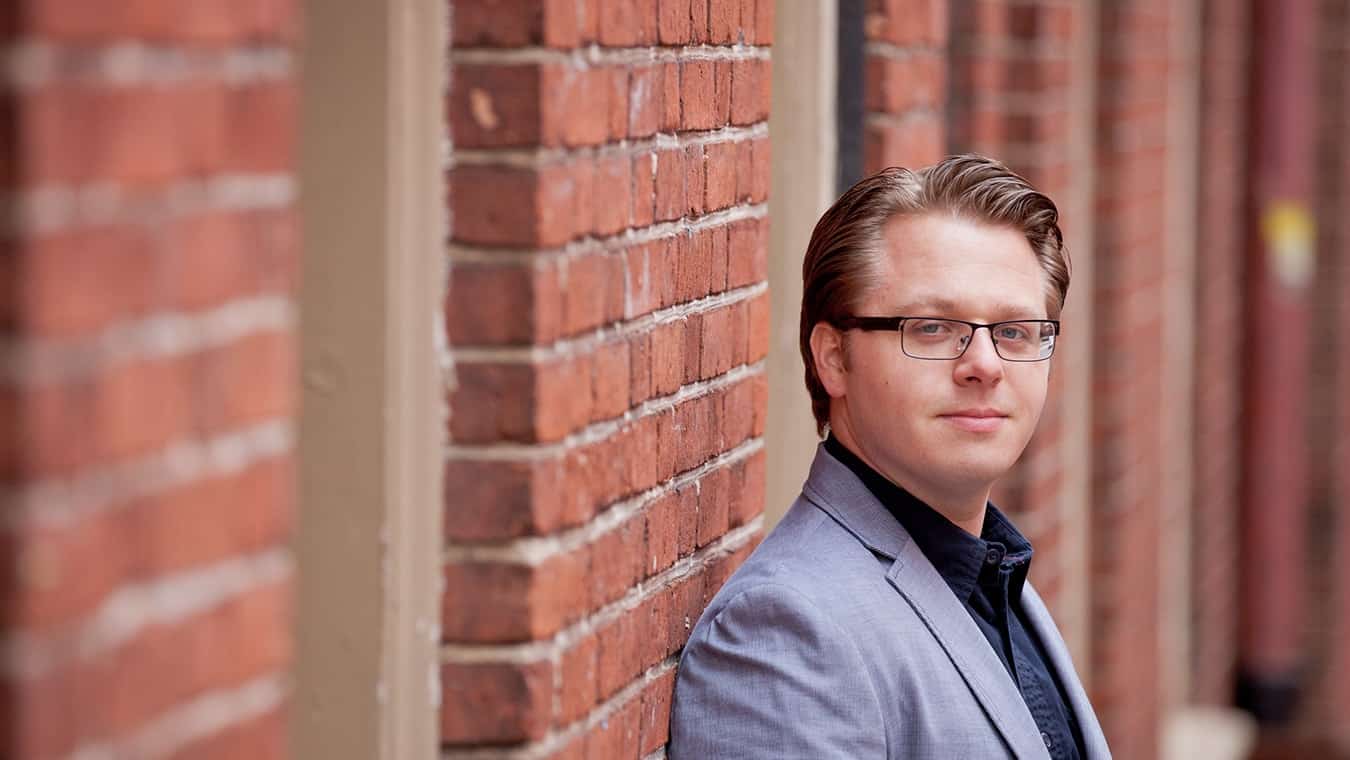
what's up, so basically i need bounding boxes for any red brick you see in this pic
[626,416,661,494]
[636,589,672,668]
[681,60,719,130]
[537,354,596,436]
[165,209,300,312]
[584,696,641,757]
[606,67,631,140]
[653,236,681,307]
[628,65,662,137]
[443,547,590,643]
[709,0,740,43]
[730,58,770,125]
[727,217,767,288]
[194,331,296,433]
[11,226,157,337]
[569,156,598,240]
[689,0,710,42]
[446,259,564,346]
[660,61,682,131]
[598,0,641,45]
[448,63,542,148]
[591,339,632,420]
[645,490,680,577]
[864,116,944,174]
[544,64,611,146]
[658,0,692,43]
[654,148,686,221]
[597,612,641,699]
[592,515,647,607]
[666,570,707,652]
[451,0,548,46]
[728,297,749,366]
[749,135,771,202]
[700,304,736,379]
[444,456,566,540]
[562,253,610,334]
[737,449,767,524]
[676,231,713,303]
[651,320,685,396]
[139,457,292,573]
[734,137,756,203]
[753,0,775,44]
[684,143,707,217]
[441,660,552,744]
[449,165,538,246]
[704,140,738,211]
[682,312,704,383]
[639,669,677,755]
[747,289,770,361]
[632,150,657,227]
[697,464,733,546]
[623,244,658,319]
[560,633,600,722]
[719,373,753,445]
[709,225,731,292]
[102,355,196,463]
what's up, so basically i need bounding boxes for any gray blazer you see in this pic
[670,444,1111,759]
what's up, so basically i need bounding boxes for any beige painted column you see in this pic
[765,1,839,526]
[294,0,445,758]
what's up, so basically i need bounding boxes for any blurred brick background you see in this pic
[3,1,1350,759]
[0,1,300,758]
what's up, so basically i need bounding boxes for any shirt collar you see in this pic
[822,434,1034,602]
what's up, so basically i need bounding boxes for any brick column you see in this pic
[947,0,1081,616]
[863,0,947,173]
[1190,0,1250,709]
[0,5,300,759]
[441,1,772,756]
[1088,2,1174,757]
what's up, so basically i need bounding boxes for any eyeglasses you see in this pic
[833,316,1060,362]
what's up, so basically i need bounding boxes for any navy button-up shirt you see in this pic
[825,436,1086,760]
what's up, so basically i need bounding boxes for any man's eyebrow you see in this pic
[890,297,1044,318]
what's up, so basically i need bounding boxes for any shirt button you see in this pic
[985,548,1001,564]
[1041,731,1053,748]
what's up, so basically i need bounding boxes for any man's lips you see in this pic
[939,409,1008,432]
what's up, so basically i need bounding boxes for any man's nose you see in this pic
[953,327,1004,383]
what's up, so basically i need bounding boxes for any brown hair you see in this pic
[799,153,1070,436]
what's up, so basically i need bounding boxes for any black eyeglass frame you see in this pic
[832,315,1062,362]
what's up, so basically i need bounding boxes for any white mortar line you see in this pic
[450,281,767,363]
[440,518,762,667]
[67,673,288,760]
[446,202,768,263]
[448,123,769,168]
[1,547,293,680]
[0,295,296,386]
[2,42,294,90]
[444,437,764,565]
[449,43,770,67]
[1,419,294,530]
[445,361,765,462]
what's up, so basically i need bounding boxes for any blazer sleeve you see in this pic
[668,583,887,759]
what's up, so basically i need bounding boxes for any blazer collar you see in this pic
[800,443,1052,759]
[1021,584,1113,760]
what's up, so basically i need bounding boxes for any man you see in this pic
[669,155,1111,759]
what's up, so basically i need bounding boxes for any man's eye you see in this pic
[995,325,1032,341]
[912,321,952,335]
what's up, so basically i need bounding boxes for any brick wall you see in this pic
[0,4,300,759]
[1088,2,1173,757]
[1189,0,1249,709]
[863,0,947,174]
[946,0,1079,617]
[441,1,772,755]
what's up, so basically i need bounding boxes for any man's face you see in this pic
[822,213,1052,502]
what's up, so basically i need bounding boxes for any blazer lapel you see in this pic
[1021,584,1113,759]
[887,542,1050,759]
[800,446,1049,759]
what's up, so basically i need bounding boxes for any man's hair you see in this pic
[799,154,1070,436]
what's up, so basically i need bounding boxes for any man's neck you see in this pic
[828,424,990,537]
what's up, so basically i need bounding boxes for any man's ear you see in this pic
[810,322,849,399]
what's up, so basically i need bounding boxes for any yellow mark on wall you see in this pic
[1261,201,1315,289]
